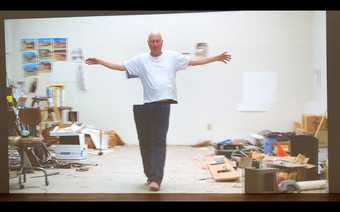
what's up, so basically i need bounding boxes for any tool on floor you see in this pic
[76,167,90,172]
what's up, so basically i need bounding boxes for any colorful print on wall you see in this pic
[38,38,53,61]
[53,38,67,48]
[53,38,67,61]
[21,37,68,72]
[38,49,52,60]
[53,49,67,61]
[23,63,39,72]
[38,60,52,73]
[22,51,37,64]
[21,39,35,51]
[38,38,53,49]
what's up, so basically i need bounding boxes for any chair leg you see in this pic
[23,170,26,183]
[18,146,26,186]
[34,167,49,186]
[18,172,24,189]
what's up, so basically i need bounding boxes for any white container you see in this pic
[52,144,88,160]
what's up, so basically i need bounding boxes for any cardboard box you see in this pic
[302,115,327,133]
[52,144,88,160]
[84,130,124,149]
[59,133,85,146]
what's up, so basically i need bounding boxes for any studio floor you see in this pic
[9,145,244,193]
[9,145,328,194]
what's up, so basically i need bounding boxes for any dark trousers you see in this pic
[133,102,171,185]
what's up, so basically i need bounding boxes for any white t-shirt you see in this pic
[123,50,190,103]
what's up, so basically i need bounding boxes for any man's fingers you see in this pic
[220,56,231,62]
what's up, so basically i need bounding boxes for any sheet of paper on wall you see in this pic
[50,61,78,83]
[77,64,87,91]
[237,71,277,112]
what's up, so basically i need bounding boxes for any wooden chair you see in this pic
[13,108,50,189]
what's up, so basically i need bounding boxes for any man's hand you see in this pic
[189,51,232,66]
[85,58,101,65]
[216,51,232,64]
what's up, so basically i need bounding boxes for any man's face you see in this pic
[148,35,163,53]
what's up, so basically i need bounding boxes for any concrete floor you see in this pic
[9,146,328,193]
[10,145,244,193]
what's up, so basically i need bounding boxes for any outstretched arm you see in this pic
[85,58,127,71]
[188,51,231,66]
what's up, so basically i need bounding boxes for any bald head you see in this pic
[148,32,163,57]
[148,32,162,42]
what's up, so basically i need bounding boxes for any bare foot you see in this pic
[148,181,160,192]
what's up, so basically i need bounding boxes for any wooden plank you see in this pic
[205,156,240,182]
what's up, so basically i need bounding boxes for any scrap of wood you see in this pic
[205,156,240,182]
[191,140,213,147]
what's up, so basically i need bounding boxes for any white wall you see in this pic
[5,11,327,145]
[303,11,327,115]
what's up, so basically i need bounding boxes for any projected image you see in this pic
[4,11,328,195]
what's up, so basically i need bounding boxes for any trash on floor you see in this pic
[76,167,90,172]
[191,140,213,148]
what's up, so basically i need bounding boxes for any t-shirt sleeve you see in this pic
[174,52,190,71]
[123,55,141,77]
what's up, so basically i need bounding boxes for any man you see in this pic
[85,32,231,191]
